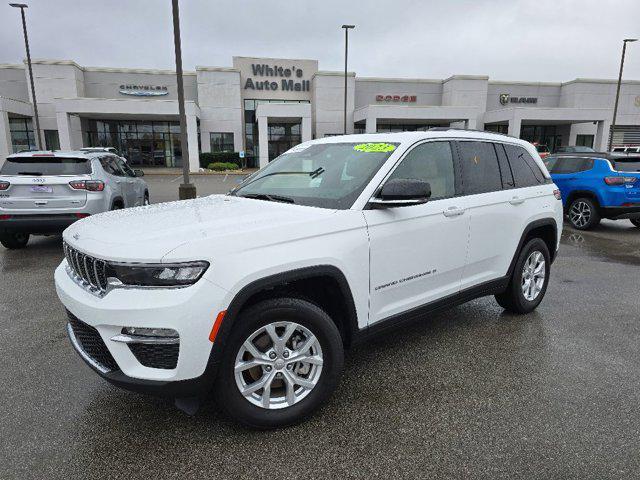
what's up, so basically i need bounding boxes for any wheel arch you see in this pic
[565,190,601,212]
[111,196,125,209]
[507,218,558,278]
[216,265,359,351]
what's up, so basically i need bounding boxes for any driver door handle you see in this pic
[509,196,525,205]
[443,206,466,217]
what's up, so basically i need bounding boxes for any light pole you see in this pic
[171,0,196,199]
[609,38,637,152]
[10,3,42,150]
[342,24,355,135]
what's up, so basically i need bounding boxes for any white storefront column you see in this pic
[0,111,12,164]
[507,117,522,138]
[186,114,200,173]
[301,116,312,143]
[56,112,82,150]
[258,116,269,168]
[594,120,612,151]
[365,114,377,134]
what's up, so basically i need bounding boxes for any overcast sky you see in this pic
[0,0,639,82]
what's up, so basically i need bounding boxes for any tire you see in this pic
[215,297,344,429]
[567,197,600,230]
[111,202,123,210]
[495,238,551,314]
[143,192,150,206]
[0,232,30,249]
[631,218,640,228]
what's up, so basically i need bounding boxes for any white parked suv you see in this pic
[0,150,148,249]
[55,130,563,428]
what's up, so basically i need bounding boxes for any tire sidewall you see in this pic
[215,298,344,429]
[0,232,30,249]
[510,238,551,313]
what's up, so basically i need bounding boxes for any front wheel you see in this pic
[215,297,344,429]
[630,218,640,228]
[568,197,600,230]
[495,238,551,314]
[0,232,30,249]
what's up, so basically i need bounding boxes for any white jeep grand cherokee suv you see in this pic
[55,130,563,428]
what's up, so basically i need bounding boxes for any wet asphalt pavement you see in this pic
[1,176,639,479]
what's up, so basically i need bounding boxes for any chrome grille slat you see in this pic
[63,241,108,296]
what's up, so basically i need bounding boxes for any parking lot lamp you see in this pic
[342,25,355,135]
[171,0,196,200]
[609,38,637,152]
[10,3,42,150]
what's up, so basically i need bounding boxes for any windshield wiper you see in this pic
[239,193,295,204]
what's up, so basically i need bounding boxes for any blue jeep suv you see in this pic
[545,154,640,230]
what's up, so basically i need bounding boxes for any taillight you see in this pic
[74,213,90,219]
[69,180,105,191]
[553,189,562,200]
[0,181,9,191]
[604,176,637,186]
[0,214,11,220]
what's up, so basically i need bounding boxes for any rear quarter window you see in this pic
[0,157,91,176]
[504,145,545,187]
[550,157,594,174]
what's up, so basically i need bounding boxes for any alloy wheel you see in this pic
[569,201,591,228]
[521,251,546,301]
[234,321,324,410]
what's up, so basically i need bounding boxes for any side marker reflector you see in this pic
[209,310,226,343]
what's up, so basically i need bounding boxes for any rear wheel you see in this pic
[568,197,600,230]
[0,232,30,249]
[631,219,640,228]
[143,192,150,205]
[215,297,344,429]
[495,238,550,314]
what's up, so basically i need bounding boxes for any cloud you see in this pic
[0,0,638,82]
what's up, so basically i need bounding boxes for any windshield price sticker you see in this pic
[353,143,396,153]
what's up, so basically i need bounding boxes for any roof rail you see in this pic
[427,126,518,139]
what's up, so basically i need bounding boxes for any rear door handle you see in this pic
[509,196,525,205]
[443,206,466,217]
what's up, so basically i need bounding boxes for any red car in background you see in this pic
[533,143,550,159]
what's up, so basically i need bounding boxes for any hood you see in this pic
[63,195,336,262]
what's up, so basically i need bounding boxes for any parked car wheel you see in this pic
[215,297,344,429]
[631,218,640,228]
[143,192,150,206]
[0,232,30,249]
[568,197,600,230]
[495,238,550,314]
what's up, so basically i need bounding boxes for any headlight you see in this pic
[108,261,209,287]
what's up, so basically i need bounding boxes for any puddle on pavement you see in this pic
[560,230,640,266]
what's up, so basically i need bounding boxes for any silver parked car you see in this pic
[0,150,149,249]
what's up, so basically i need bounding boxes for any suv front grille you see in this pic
[67,313,119,373]
[63,241,108,295]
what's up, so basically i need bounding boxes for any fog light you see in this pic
[122,327,178,338]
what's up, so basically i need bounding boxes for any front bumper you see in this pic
[55,261,230,397]
[0,214,81,234]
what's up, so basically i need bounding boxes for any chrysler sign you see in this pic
[119,85,169,97]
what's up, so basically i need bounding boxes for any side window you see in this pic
[457,141,502,195]
[116,157,135,177]
[504,145,544,187]
[387,141,455,200]
[495,143,515,189]
[551,157,594,174]
[99,157,118,176]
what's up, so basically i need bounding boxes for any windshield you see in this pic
[231,142,399,209]
[0,157,92,176]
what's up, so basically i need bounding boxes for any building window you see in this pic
[210,132,234,152]
[576,134,594,148]
[9,117,36,153]
[485,124,508,134]
[44,130,60,150]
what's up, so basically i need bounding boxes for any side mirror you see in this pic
[369,178,431,208]
[134,169,144,177]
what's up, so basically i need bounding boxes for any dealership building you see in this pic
[1,56,640,171]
